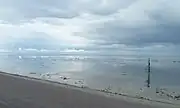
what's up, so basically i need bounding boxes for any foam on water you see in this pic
[0,52,180,104]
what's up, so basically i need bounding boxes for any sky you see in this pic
[0,0,180,56]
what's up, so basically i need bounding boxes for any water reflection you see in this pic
[0,53,180,103]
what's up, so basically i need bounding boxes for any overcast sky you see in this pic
[0,0,180,55]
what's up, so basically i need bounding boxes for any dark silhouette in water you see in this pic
[146,58,151,88]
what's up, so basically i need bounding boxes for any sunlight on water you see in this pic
[0,51,180,103]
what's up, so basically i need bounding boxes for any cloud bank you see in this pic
[0,0,180,55]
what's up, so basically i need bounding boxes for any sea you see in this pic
[0,50,180,103]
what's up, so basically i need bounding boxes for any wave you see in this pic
[23,48,39,52]
[12,48,87,53]
[0,49,11,52]
[64,49,85,53]
[22,48,56,52]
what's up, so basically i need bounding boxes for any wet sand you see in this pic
[0,72,176,108]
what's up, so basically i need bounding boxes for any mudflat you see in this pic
[0,72,173,108]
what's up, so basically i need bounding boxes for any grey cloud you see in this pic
[0,0,135,22]
[1,0,180,51]
[0,0,78,22]
[88,22,180,46]
[77,0,136,15]
[4,32,67,50]
[83,0,180,47]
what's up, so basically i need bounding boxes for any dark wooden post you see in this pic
[147,58,151,88]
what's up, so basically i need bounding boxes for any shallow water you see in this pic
[0,52,180,103]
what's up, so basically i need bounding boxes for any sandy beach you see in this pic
[0,71,177,108]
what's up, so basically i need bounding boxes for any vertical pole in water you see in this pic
[147,58,151,88]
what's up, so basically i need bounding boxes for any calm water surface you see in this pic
[0,51,180,102]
